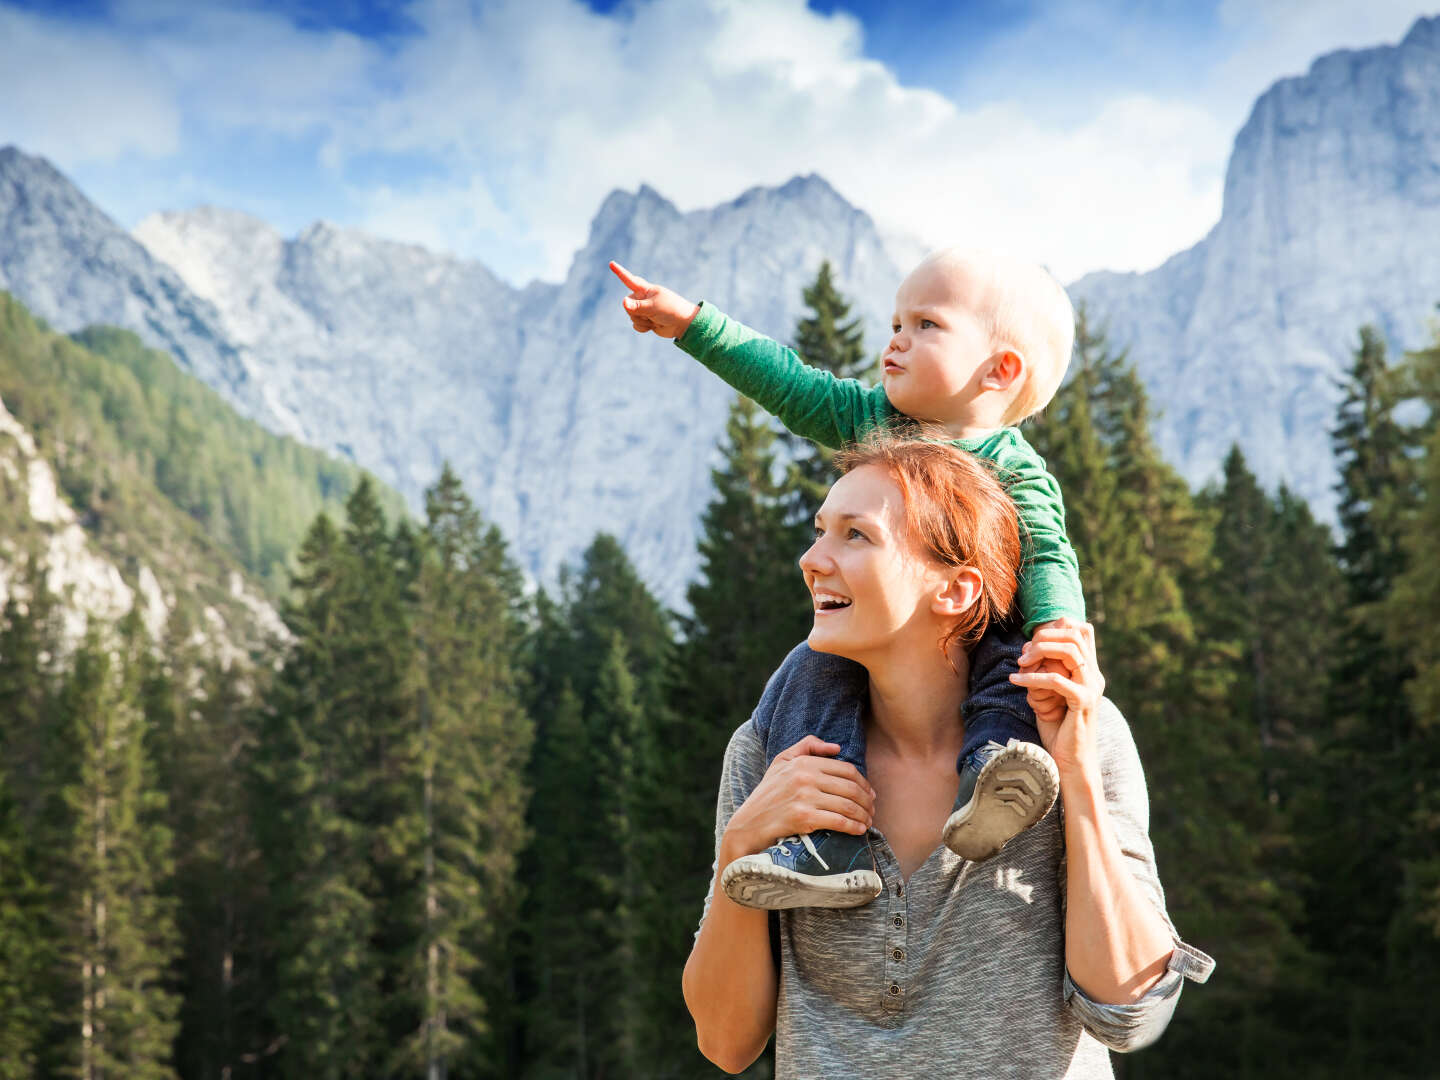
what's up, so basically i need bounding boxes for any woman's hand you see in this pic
[609,261,701,338]
[1010,618,1105,779]
[722,735,876,860]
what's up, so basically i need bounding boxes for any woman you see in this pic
[682,437,1212,1078]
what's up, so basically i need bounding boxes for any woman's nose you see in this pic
[798,539,831,575]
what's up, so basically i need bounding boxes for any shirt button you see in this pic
[892,948,904,962]
[894,883,903,897]
[889,983,902,996]
[892,915,904,929]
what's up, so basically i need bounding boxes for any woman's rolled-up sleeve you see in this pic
[1059,699,1216,1052]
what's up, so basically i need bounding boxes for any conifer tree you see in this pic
[52,618,181,1080]
[590,633,646,1080]
[786,261,873,508]
[518,535,674,1079]
[520,682,599,1077]
[1328,327,1415,740]
[1381,329,1440,731]
[1291,326,1424,1070]
[0,565,66,1074]
[393,464,532,1080]
[0,773,49,1078]
[1374,330,1440,1061]
[253,512,384,1078]
[0,556,63,825]
[144,628,269,1080]
[1198,448,1342,804]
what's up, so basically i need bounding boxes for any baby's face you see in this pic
[882,259,997,422]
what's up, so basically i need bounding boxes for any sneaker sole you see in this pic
[942,740,1059,861]
[721,857,883,910]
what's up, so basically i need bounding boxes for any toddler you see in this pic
[612,250,1083,909]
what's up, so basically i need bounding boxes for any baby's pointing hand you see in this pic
[609,260,700,339]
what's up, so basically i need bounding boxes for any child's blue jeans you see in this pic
[750,617,1041,778]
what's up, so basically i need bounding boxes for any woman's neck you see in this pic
[862,640,970,762]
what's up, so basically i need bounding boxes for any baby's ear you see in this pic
[982,349,1025,392]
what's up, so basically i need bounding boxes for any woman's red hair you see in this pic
[833,435,1021,657]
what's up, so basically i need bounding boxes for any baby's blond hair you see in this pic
[916,248,1075,424]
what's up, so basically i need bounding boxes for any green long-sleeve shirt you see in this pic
[677,302,1085,634]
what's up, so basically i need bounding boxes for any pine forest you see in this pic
[1,265,1439,1078]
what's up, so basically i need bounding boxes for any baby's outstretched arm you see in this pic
[609,260,893,449]
[610,261,699,339]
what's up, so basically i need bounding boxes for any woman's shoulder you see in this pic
[715,720,768,822]
[1093,696,1146,777]
[1089,696,1156,834]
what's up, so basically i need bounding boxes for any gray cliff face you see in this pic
[0,147,270,426]
[127,174,901,604]
[1072,16,1440,514]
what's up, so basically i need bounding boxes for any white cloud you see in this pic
[0,6,180,162]
[328,0,1230,283]
[1,0,1429,287]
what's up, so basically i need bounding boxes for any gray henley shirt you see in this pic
[698,699,1214,1079]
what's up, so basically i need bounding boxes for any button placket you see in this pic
[873,838,907,1014]
[883,894,908,1011]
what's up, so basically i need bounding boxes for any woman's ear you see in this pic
[932,566,983,617]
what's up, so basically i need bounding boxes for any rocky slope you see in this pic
[0,390,285,663]
[1071,15,1440,514]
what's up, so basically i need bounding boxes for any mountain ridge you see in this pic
[3,17,1440,600]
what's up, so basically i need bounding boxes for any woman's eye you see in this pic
[848,528,867,541]
[813,527,824,540]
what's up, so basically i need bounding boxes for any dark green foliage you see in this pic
[144,633,270,1080]
[51,620,182,1079]
[1029,312,1309,1075]
[394,465,532,1079]
[252,509,387,1079]
[517,534,676,1080]
[1279,327,1430,1074]
[1197,448,1342,804]
[0,773,49,1078]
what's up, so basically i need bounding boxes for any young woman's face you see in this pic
[799,464,962,664]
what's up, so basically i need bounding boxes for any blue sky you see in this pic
[1,0,1433,284]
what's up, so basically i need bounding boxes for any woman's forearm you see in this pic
[682,829,779,1073]
[1061,764,1174,1003]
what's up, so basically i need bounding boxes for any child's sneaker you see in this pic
[722,829,883,910]
[943,739,1059,861]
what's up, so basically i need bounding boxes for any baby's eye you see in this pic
[891,323,901,335]
[920,318,937,329]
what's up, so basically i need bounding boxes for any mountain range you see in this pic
[3,15,1438,605]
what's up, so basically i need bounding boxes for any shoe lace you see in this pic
[776,833,830,871]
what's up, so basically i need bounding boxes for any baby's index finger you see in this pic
[608,260,647,292]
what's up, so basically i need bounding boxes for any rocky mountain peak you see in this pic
[1072,16,1440,517]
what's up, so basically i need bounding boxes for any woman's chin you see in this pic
[807,623,861,660]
